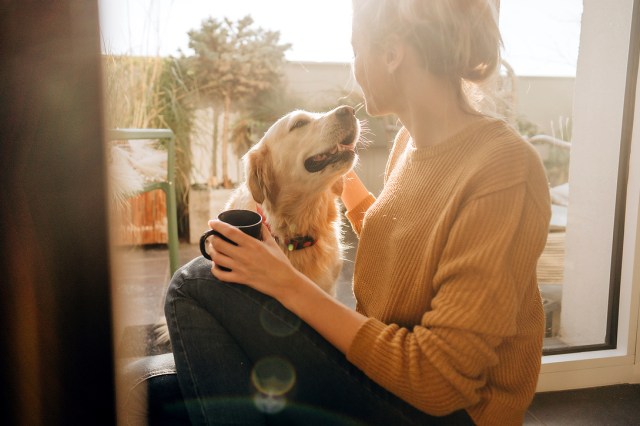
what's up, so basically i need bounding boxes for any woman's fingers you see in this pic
[206,218,295,294]
[208,220,261,278]
[208,219,261,248]
[209,245,234,270]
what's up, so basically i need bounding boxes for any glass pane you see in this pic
[499,0,582,350]
[501,0,638,352]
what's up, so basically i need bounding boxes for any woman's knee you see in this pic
[164,256,214,313]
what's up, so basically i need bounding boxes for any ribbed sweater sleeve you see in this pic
[345,193,376,237]
[345,118,551,425]
[345,127,411,236]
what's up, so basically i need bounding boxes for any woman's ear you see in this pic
[384,34,405,74]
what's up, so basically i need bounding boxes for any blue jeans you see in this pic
[165,257,473,425]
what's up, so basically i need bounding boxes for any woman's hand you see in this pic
[207,219,368,355]
[207,219,303,300]
[341,170,370,211]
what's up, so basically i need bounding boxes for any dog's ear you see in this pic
[246,146,279,205]
[330,177,344,197]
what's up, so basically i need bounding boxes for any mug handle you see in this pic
[199,229,216,260]
[200,230,233,271]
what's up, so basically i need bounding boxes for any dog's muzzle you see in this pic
[304,106,358,173]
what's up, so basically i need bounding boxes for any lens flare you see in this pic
[259,300,300,337]
[251,356,296,396]
[253,393,287,414]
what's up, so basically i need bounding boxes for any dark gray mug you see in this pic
[199,209,263,270]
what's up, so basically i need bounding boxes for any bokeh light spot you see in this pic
[259,300,301,337]
[251,356,296,396]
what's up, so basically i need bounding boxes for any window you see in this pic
[504,0,640,391]
[501,0,639,360]
[499,0,583,353]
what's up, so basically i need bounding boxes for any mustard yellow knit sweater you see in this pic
[345,117,551,425]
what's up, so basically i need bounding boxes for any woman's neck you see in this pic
[405,109,481,149]
[396,73,481,149]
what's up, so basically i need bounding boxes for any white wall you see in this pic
[284,61,360,108]
[516,76,575,137]
[190,107,242,186]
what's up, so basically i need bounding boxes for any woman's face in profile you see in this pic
[351,21,398,116]
[351,25,393,117]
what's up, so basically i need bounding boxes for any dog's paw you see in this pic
[153,318,171,348]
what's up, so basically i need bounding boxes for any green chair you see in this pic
[107,128,180,275]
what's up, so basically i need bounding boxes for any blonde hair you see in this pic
[352,0,503,111]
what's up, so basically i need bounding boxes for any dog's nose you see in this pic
[335,105,355,118]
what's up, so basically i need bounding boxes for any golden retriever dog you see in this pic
[224,104,360,294]
[155,105,360,345]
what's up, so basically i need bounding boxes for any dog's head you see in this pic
[244,105,360,205]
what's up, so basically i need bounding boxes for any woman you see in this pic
[165,0,551,424]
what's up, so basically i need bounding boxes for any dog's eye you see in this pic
[290,119,309,131]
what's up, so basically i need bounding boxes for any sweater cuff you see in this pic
[346,317,387,371]
[345,193,376,237]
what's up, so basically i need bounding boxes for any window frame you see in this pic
[537,0,640,391]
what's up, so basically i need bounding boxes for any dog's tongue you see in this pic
[312,145,339,162]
